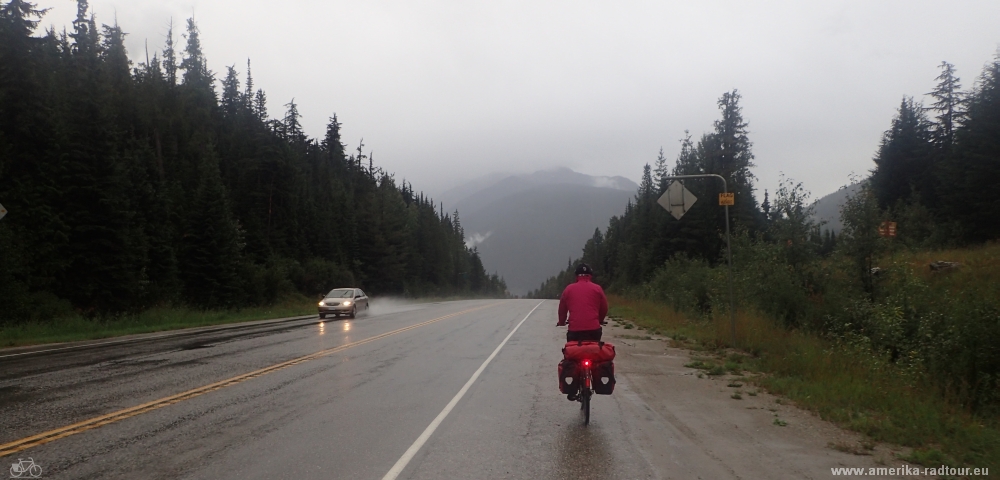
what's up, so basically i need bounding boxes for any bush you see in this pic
[731,233,815,328]
[642,255,719,315]
[819,250,1000,413]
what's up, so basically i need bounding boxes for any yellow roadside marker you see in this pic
[0,302,502,457]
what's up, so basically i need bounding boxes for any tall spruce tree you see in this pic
[945,55,1000,242]
[928,61,964,148]
[870,97,935,209]
[181,146,244,307]
[179,18,210,89]
[162,19,176,85]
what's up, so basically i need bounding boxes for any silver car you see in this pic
[318,288,369,319]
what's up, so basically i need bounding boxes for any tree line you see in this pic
[532,52,1000,298]
[529,54,1000,412]
[0,0,506,322]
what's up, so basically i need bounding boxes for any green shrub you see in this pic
[642,255,719,315]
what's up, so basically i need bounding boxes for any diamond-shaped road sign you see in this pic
[0,202,6,221]
[657,181,697,220]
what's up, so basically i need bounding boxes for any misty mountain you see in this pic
[450,168,637,295]
[809,183,862,233]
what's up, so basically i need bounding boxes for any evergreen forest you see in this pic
[530,54,1000,417]
[532,54,1000,297]
[0,0,507,324]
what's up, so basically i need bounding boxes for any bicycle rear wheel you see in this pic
[583,389,591,425]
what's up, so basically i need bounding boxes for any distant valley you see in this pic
[441,168,637,295]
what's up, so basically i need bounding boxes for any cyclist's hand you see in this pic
[556,321,567,327]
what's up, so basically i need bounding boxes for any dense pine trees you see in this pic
[872,56,1000,245]
[532,53,1000,297]
[0,1,505,321]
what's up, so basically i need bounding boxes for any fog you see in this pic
[365,297,427,317]
[32,0,1000,199]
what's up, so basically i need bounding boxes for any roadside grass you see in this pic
[0,295,317,348]
[903,243,1000,297]
[0,293,505,349]
[608,294,1000,471]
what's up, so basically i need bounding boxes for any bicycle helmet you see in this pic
[575,263,594,276]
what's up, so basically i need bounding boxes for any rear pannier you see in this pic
[558,359,580,394]
[562,341,616,363]
[592,361,616,395]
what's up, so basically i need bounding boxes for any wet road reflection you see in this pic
[556,419,614,478]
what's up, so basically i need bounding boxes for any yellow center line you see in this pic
[0,302,503,457]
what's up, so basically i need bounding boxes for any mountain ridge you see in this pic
[448,168,637,295]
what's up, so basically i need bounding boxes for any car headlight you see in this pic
[343,301,352,306]
[318,301,326,306]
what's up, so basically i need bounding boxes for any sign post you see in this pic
[657,175,737,347]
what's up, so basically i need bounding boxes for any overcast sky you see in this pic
[32,0,1000,201]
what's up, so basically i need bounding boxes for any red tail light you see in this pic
[583,359,591,367]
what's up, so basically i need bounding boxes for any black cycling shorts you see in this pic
[566,328,602,342]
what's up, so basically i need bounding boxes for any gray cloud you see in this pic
[34,0,1000,200]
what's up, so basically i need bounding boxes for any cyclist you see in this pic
[556,263,608,342]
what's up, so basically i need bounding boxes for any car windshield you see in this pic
[326,289,354,298]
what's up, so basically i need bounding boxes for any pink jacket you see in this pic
[557,276,608,331]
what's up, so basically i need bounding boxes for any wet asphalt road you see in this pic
[1,300,659,479]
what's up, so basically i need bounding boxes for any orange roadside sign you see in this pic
[718,193,734,206]
[878,221,897,237]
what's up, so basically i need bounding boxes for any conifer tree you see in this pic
[653,147,668,192]
[928,61,964,148]
[870,97,934,209]
[69,0,98,59]
[322,114,345,160]
[709,90,759,230]
[243,58,253,101]
[180,144,244,307]
[283,99,304,143]
[944,55,1000,242]
[162,19,176,85]
[220,65,242,117]
[253,88,267,122]
[180,17,210,89]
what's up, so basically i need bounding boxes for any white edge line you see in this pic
[381,300,545,480]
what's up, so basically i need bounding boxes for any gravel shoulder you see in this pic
[606,320,915,480]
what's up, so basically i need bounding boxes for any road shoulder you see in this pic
[606,320,914,480]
